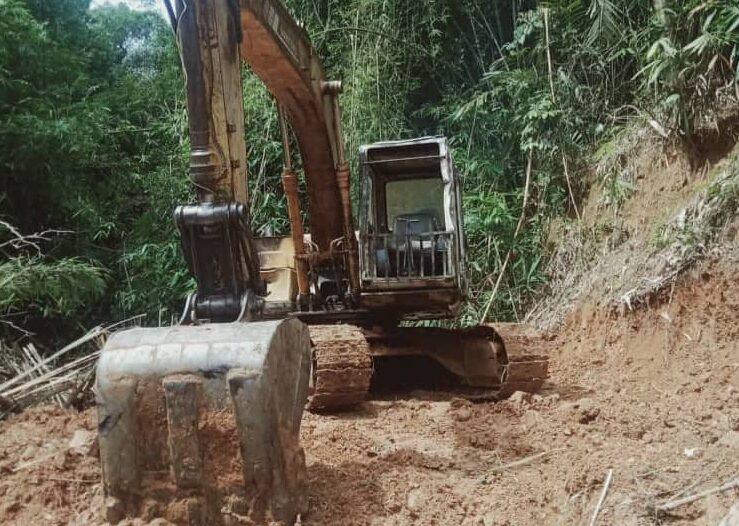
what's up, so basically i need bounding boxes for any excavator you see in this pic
[95,0,549,524]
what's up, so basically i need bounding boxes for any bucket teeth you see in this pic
[95,319,310,525]
[163,375,204,490]
[97,376,140,506]
[227,369,272,500]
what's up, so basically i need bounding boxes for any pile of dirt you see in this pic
[0,406,100,526]
[300,259,738,526]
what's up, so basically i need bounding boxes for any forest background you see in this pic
[1,0,737,349]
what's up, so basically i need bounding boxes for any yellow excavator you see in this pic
[95,1,549,524]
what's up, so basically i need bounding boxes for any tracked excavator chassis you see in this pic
[493,323,550,397]
[95,319,311,526]
[306,322,549,412]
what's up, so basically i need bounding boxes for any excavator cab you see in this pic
[358,137,466,320]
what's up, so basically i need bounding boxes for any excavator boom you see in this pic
[171,0,360,322]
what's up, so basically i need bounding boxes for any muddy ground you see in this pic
[0,258,737,525]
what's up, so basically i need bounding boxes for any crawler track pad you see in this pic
[308,325,373,411]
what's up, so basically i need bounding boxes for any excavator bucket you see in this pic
[95,319,311,526]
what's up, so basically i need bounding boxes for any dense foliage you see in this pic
[1,0,737,346]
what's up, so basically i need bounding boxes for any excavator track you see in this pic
[494,323,550,397]
[361,323,549,401]
[308,325,373,411]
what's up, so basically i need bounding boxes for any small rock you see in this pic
[453,407,472,422]
[624,427,645,440]
[19,445,37,461]
[576,398,600,424]
[68,429,95,456]
[385,501,402,513]
[104,496,125,524]
[508,391,532,405]
[718,431,739,449]
[1,500,20,515]
[563,428,573,437]
[406,489,423,512]
[683,447,703,459]
[589,433,604,446]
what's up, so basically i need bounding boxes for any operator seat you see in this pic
[393,213,439,240]
[373,213,448,277]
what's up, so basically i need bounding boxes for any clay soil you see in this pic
[0,258,737,526]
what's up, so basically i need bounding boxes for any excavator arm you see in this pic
[95,3,360,522]
[169,0,359,322]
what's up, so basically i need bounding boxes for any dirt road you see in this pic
[0,261,737,525]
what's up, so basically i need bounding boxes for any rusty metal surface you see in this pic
[365,325,507,389]
[175,0,248,203]
[96,319,311,525]
[359,287,463,321]
[172,0,263,321]
[358,137,468,311]
[239,0,346,251]
[308,324,373,411]
[364,324,549,397]
[491,323,551,396]
[280,167,310,302]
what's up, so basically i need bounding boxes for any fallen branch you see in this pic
[45,476,98,484]
[0,326,104,393]
[0,315,145,418]
[486,448,562,475]
[656,476,739,512]
[589,469,614,526]
[0,219,72,254]
[0,318,34,337]
[12,452,59,473]
[2,351,100,399]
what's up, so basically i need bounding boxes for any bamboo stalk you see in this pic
[0,326,104,393]
[486,448,563,475]
[656,477,739,512]
[0,315,147,416]
[589,469,614,526]
[479,153,533,323]
[1,352,100,398]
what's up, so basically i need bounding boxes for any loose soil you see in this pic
[0,258,737,525]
